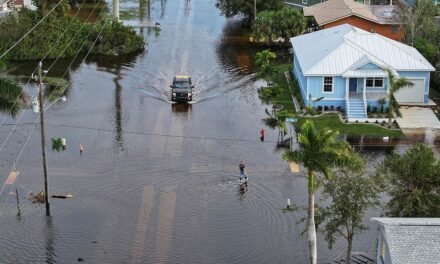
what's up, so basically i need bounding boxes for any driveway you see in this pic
[397,106,440,129]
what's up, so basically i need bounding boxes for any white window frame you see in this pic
[366,77,384,89]
[323,76,333,93]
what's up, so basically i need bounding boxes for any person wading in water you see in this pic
[239,160,247,182]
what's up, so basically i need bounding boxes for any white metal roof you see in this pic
[290,24,435,76]
[342,69,388,78]
[371,218,440,264]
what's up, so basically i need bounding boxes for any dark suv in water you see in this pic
[170,75,194,102]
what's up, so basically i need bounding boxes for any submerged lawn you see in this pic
[297,114,404,138]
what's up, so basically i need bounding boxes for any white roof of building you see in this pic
[372,218,440,264]
[290,24,435,76]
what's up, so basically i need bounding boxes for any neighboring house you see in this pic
[303,0,403,41]
[0,0,25,17]
[371,218,440,264]
[284,0,325,9]
[285,0,393,9]
[290,24,435,120]
[403,0,440,6]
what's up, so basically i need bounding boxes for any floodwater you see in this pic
[0,0,439,263]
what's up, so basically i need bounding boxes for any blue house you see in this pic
[290,24,435,120]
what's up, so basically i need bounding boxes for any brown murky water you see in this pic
[0,0,439,263]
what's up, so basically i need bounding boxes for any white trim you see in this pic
[322,76,334,93]
[311,98,345,100]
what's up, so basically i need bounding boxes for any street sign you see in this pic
[285,118,298,123]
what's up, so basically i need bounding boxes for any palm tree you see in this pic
[377,97,386,113]
[0,78,29,117]
[283,121,362,264]
[255,49,276,68]
[255,50,277,86]
[387,69,413,126]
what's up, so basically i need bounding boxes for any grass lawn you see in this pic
[296,114,404,138]
[260,62,404,138]
[269,63,296,114]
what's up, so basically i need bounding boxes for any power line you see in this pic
[0,9,109,208]
[0,0,104,156]
[0,0,64,60]
[47,123,282,144]
[0,0,91,128]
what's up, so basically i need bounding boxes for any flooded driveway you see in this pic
[0,0,439,263]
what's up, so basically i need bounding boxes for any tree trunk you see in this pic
[308,171,317,264]
[346,237,353,264]
[388,94,393,127]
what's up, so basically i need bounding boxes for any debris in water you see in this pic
[29,191,45,203]
[51,194,74,199]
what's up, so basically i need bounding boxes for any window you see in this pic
[391,25,398,34]
[366,77,383,88]
[323,77,333,92]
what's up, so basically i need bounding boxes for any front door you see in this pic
[349,78,357,92]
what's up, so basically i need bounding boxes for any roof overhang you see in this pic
[342,68,393,78]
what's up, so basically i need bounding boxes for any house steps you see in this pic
[347,98,367,121]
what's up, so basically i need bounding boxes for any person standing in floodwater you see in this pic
[260,128,265,142]
[239,161,247,181]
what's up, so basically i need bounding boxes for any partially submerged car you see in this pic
[170,75,194,102]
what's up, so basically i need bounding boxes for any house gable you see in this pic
[357,62,382,70]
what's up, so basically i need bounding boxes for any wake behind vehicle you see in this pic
[170,75,194,102]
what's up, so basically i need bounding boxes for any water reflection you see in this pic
[171,102,192,113]
[43,216,57,264]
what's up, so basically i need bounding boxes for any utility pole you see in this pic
[113,0,119,21]
[38,61,50,216]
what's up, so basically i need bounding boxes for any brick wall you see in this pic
[323,16,404,41]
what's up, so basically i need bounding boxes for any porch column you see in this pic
[363,77,367,113]
[345,78,349,113]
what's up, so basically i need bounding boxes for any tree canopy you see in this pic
[253,7,305,43]
[215,0,283,20]
[399,0,439,46]
[317,169,380,264]
[377,144,440,217]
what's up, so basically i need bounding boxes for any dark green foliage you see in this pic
[0,77,29,117]
[258,85,281,101]
[377,144,440,217]
[215,0,283,20]
[252,7,305,43]
[92,19,145,56]
[414,38,438,64]
[400,0,439,46]
[317,169,381,264]
[0,9,145,61]
[255,50,277,83]
[51,138,66,152]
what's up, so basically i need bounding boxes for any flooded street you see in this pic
[0,0,439,263]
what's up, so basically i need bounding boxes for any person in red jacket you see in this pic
[260,128,265,142]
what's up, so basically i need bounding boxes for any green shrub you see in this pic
[0,8,145,60]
